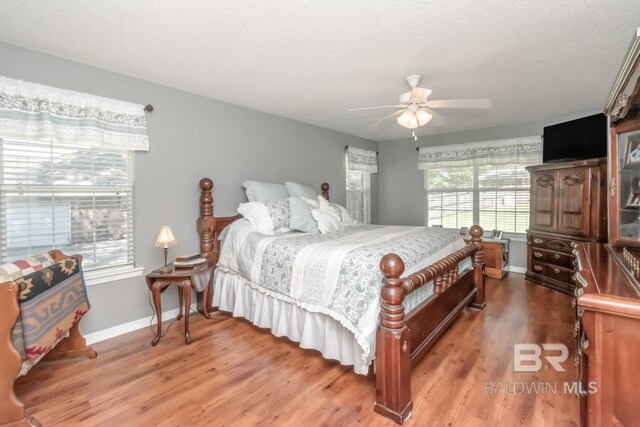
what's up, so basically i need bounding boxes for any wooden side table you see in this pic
[464,237,510,279]
[145,260,213,346]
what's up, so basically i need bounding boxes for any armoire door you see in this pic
[557,167,591,237]
[530,171,558,232]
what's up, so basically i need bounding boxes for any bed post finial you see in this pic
[321,183,330,200]
[197,178,216,259]
[375,253,413,424]
[469,225,486,310]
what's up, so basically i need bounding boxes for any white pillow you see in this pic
[317,194,331,210]
[284,182,318,199]
[237,199,290,235]
[242,180,289,202]
[331,202,358,225]
[311,208,344,234]
[301,196,319,208]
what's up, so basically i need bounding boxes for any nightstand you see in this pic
[145,259,214,346]
[464,237,510,279]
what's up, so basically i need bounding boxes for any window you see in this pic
[0,137,134,271]
[345,146,377,224]
[346,162,371,224]
[420,137,541,234]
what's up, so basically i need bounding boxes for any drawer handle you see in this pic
[534,251,543,258]
[533,238,543,244]
[534,265,543,271]
[553,268,561,274]
[554,254,561,260]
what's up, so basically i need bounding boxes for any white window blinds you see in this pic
[0,138,134,271]
[421,137,542,234]
[345,147,377,224]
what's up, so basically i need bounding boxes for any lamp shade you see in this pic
[397,110,419,129]
[416,109,433,126]
[155,226,177,248]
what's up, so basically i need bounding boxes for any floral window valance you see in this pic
[347,146,378,173]
[417,136,542,170]
[0,76,149,151]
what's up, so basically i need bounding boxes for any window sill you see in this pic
[84,265,145,287]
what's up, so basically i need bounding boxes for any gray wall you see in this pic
[378,111,600,269]
[0,42,378,334]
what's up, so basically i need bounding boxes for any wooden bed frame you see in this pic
[197,177,485,424]
[0,250,96,427]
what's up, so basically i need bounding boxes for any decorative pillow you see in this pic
[311,208,344,234]
[331,202,358,225]
[289,197,319,233]
[284,182,318,200]
[300,196,319,208]
[242,180,289,202]
[237,200,290,235]
[317,194,331,210]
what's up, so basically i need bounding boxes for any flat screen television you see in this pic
[542,113,607,163]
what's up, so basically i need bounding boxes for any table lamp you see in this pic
[155,226,177,272]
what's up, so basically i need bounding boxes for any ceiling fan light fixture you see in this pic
[416,108,433,126]
[397,110,419,129]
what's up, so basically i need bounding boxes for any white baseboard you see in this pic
[85,304,198,345]
[507,266,526,274]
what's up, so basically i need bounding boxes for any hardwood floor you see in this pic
[15,274,579,426]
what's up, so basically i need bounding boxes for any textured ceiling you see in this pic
[0,1,639,142]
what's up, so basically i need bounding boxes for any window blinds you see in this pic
[0,138,134,271]
[422,137,542,234]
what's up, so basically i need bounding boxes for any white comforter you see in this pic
[215,220,468,372]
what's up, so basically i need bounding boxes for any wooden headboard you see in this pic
[197,177,330,261]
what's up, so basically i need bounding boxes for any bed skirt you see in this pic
[212,263,461,375]
[214,269,370,374]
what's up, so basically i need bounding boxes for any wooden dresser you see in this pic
[573,243,640,426]
[525,159,607,295]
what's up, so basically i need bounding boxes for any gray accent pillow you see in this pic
[288,197,319,233]
[242,180,289,202]
[284,181,318,199]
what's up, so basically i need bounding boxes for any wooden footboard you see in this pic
[375,225,485,424]
[197,178,485,425]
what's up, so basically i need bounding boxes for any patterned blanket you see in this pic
[7,256,90,362]
[216,220,465,369]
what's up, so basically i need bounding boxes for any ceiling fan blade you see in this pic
[348,105,402,111]
[370,110,403,128]
[409,87,431,104]
[425,99,491,109]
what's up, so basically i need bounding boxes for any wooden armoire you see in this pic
[525,159,607,295]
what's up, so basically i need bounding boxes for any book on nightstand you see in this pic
[175,254,200,262]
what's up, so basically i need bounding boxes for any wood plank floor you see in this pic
[16,274,579,426]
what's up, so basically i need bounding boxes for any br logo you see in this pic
[513,344,569,372]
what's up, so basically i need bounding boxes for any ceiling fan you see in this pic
[349,74,491,140]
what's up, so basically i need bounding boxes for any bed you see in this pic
[197,178,485,424]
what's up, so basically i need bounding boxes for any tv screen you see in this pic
[542,113,607,163]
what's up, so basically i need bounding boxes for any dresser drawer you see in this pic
[531,260,573,284]
[531,248,573,268]
[545,264,572,283]
[529,233,573,254]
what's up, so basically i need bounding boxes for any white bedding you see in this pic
[214,220,472,374]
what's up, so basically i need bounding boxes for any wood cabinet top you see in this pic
[525,157,607,172]
[574,242,640,318]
